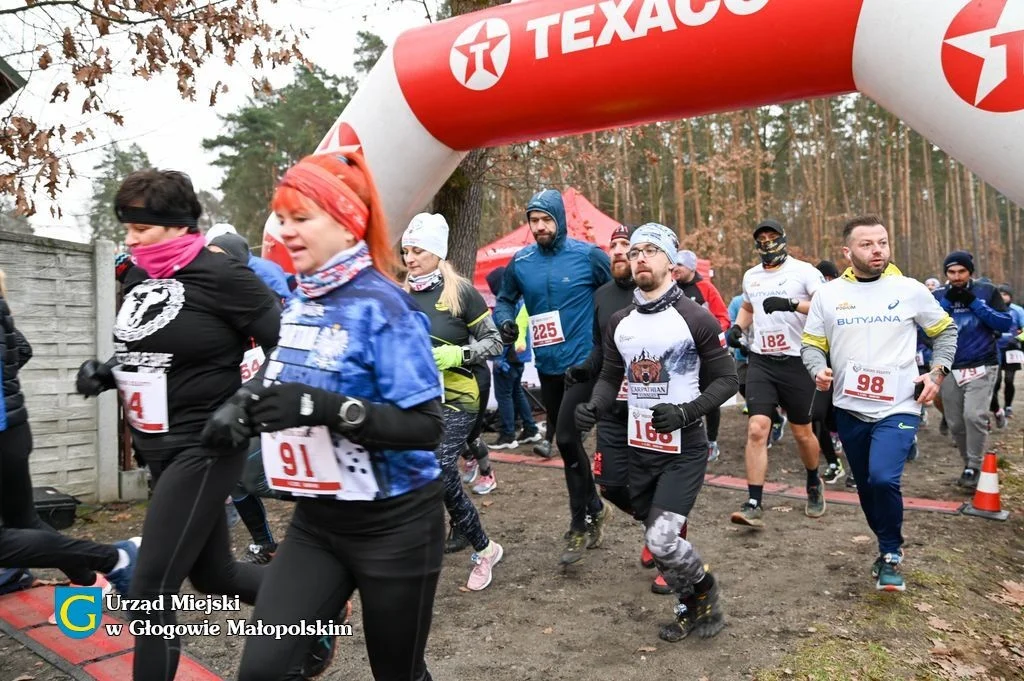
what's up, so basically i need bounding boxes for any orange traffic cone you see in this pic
[962,452,1010,521]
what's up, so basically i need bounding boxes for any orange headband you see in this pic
[277,160,370,240]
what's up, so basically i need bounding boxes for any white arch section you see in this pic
[262,0,1024,267]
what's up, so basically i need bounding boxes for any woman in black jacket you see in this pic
[0,271,139,599]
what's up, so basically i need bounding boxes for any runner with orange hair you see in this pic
[204,151,447,680]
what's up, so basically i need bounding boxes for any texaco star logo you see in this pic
[942,0,1024,112]
[449,19,511,91]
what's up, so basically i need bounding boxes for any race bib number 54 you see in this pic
[529,311,565,348]
[112,369,169,433]
[627,408,681,454]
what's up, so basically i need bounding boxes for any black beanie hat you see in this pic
[816,260,840,279]
[943,250,975,274]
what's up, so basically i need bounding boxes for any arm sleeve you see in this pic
[801,346,829,379]
[217,259,283,345]
[578,301,604,376]
[492,259,523,327]
[699,281,731,331]
[689,308,739,417]
[590,247,612,288]
[969,286,1013,333]
[466,301,505,364]
[348,398,445,451]
[593,310,628,413]
[929,323,959,370]
[801,293,830,353]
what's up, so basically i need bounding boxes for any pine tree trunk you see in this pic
[688,121,703,229]
[433,147,488,278]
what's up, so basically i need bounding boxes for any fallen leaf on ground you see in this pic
[542,627,553,634]
[109,512,132,522]
[851,535,871,544]
[635,645,656,653]
[915,602,934,612]
[987,580,1024,607]
[481,500,494,507]
[828,550,845,556]
[457,586,470,592]
[12,675,35,681]
[928,616,955,632]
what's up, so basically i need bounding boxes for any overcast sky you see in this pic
[2,0,440,242]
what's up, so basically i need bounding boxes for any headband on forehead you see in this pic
[277,158,369,240]
[115,205,198,228]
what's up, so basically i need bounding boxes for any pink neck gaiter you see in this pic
[130,232,205,279]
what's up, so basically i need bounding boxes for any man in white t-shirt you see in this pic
[801,216,956,592]
[726,220,827,527]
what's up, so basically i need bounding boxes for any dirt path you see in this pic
[9,403,1024,680]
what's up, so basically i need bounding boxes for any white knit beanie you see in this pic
[402,213,450,260]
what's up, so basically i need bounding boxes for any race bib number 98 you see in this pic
[841,362,897,403]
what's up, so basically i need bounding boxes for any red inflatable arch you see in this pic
[262,0,1024,269]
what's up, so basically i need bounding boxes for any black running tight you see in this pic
[0,423,112,582]
[991,367,1017,412]
[129,446,262,681]
[538,372,603,532]
[237,485,444,681]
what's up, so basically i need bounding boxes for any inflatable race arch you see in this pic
[262,0,1024,266]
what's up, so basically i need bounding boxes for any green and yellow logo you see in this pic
[54,586,102,638]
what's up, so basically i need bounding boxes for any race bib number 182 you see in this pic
[757,327,791,354]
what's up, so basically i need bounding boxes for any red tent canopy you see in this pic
[474,187,710,305]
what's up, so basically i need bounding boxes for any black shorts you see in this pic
[736,360,748,395]
[629,422,708,522]
[594,413,629,488]
[745,353,821,425]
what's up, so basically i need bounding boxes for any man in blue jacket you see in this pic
[933,251,1012,490]
[493,189,612,565]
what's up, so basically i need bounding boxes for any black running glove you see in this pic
[499,320,519,344]
[944,286,976,306]
[76,358,116,397]
[248,383,350,433]
[564,364,592,387]
[651,402,696,434]
[575,402,599,433]
[726,324,745,349]
[763,296,798,314]
[201,387,255,450]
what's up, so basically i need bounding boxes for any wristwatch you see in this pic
[931,365,951,377]
[338,398,367,427]
[462,347,473,365]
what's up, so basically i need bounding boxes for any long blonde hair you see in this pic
[438,260,469,318]
[0,269,7,298]
[405,259,470,319]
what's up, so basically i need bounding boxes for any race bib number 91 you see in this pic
[627,408,681,454]
[261,427,343,494]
